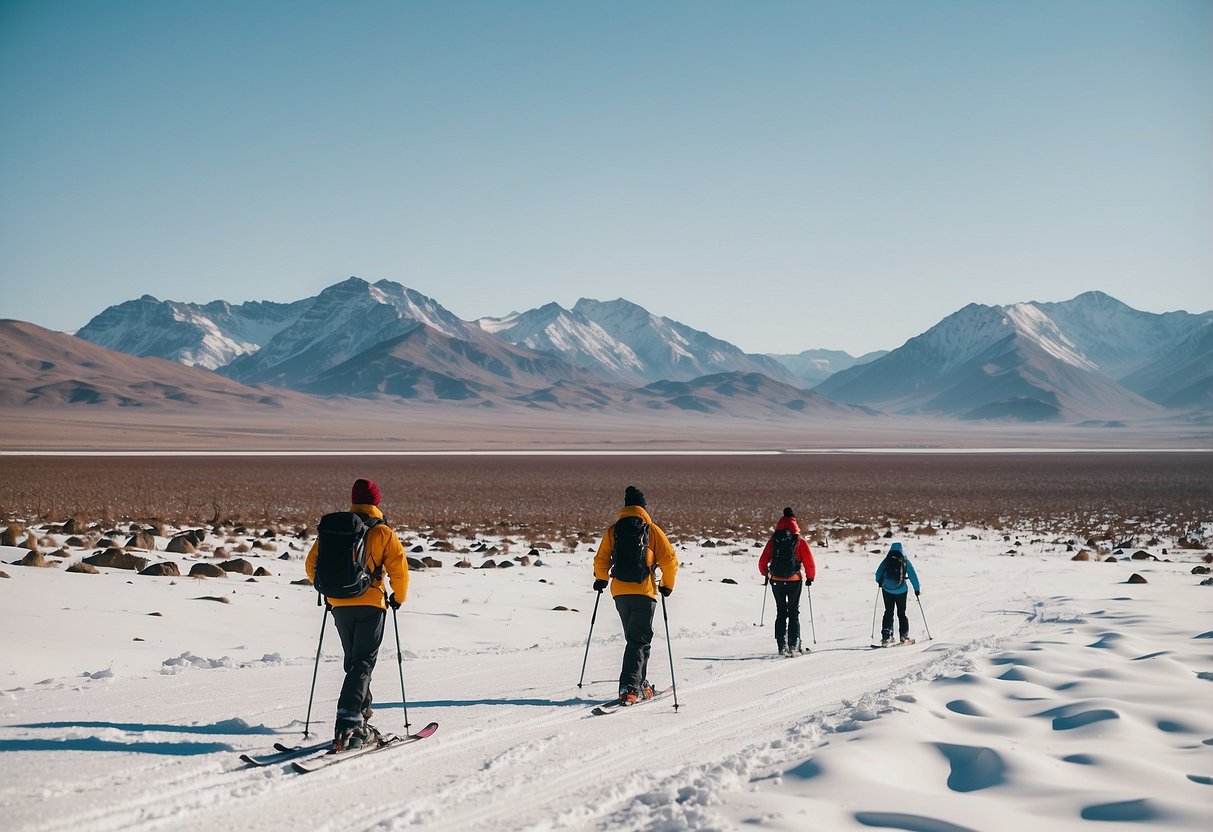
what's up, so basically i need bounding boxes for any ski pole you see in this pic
[757,575,768,626]
[577,588,603,689]
[916,593,933,641]
[660,590,679,712]
[870,586,880,641]
[806,583,816,644]
[304,604,329,738]
[391,603,412,733]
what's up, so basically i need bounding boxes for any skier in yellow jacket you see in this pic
[593,485,678,705]
[305,478,408,751]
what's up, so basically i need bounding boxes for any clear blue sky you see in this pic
[1,0,1210,355]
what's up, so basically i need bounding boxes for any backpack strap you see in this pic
[358,514,386,581]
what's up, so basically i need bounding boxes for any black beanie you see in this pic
[624,485,646,507]
[783,507,795,518]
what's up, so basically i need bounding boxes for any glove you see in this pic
[387,595,402,610]
[658,585,673,597]
[915,590,921,597]
[805,578,813,587]
[593,579,608,592]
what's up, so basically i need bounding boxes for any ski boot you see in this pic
[331,719,360,753]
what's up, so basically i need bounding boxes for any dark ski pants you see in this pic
[614,594,656,694]
[881,590,910,640]
[331,605,385,728]
[770,580,803,649]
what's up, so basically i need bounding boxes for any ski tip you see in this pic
[411,721,439,739]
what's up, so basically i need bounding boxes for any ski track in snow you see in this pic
[1,530,1210,831]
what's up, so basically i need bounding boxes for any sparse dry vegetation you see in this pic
[0,454,1208,546]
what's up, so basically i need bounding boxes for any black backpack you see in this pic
[768,529,800,579]
[609,516,651,583]
[313,511,384,599]
[884,551,907,585]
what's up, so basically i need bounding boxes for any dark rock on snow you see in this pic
[1126,573,1148,584]
[188,562,227,578]
[218,558,255,575]
[165,536,197,555]
[85,549,150,571]
[19,551,51,568]
[126,531,157,550]
[139,562,181,577]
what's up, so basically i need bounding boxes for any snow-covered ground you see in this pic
[1,524,1210,831]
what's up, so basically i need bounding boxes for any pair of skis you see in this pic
[590,688,670,716]
[870,638,916,649]
[240,721,439,773]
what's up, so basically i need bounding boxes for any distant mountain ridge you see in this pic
[814,294,1210,421]
[75,294,306,370]
[0,319,301,410]
[220,278,468,387]
[62,279,1213,422]
[765,348,888,386]
[479,298,796,385]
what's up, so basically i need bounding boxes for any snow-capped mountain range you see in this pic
[75,295,306,370]
[815,292,1211,421]
[57,281,1213,421]
[478,298,796,386]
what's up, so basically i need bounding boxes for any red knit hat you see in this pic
[351,478,381,506]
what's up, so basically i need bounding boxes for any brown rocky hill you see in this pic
[0,319,304,410]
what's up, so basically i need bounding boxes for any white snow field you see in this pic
[1,527,1210,832]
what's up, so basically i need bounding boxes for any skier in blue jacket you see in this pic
[874,542,920,646]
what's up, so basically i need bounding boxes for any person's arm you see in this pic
[798,539,816,582]
[305,539,318,583]
[874,561,885,584]
[907,560,920,594]
[757,539,773,576]
[593,526,613,583]
[380,525,409,605]
[652,526,679,591]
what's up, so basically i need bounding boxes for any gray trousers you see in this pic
[331,605,385,727]
[615,594,656,693]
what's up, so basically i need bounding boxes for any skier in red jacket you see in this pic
[757,507,816,656]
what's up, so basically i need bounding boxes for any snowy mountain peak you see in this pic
[76,294,303,370]
[1002,303,1096,371]
[220,277,468,386]
[478,301,648,383]
[1031,292,1212,378]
